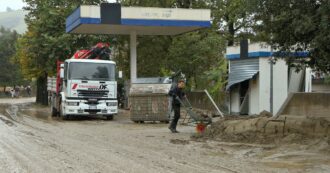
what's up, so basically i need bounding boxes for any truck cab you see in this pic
[50,59,118,120]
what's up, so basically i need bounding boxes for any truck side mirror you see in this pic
[60,64,65,79]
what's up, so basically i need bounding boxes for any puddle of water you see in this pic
[21,110,52,121]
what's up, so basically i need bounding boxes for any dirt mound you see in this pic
[193,116,330,146]
[259,110,273,117]
[194,118,274,144]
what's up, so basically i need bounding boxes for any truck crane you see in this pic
[49,43,118,120]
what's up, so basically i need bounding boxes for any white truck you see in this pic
[48,43,118,120]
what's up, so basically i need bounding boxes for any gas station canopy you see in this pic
[66,3,211,83]
[66,3,211,35]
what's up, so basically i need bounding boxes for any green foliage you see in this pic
[255,0,330,72]
[160,67,172,77]
[206,0,257,46]
[0,27,25,86]
[111,36,130,80]
[167,30,225,89]
[17,0,113,78]
[137,35,172,77]
[204,58,227,94]
[16,0,112,104]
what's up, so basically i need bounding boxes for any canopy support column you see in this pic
[130,31,137,83]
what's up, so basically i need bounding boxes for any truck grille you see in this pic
[78,90,109,98]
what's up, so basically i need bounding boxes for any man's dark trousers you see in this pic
[170,104,180,130]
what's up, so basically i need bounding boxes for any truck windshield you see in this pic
[69,62,115,81]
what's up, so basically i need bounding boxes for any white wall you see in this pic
[230,86,240,115]
[259,58,271,112]
[288,68,304,93]
[305,67,312,92]
[229,58,289,115]
[122,7,210,21]
[80,6,101,18]
[78,5,211,22]
[259,58,288,115]
[248,42,271,52]
[273,59,288,114]
[226,42,271,55]
[249,75,259,115]
[226,46,240,55]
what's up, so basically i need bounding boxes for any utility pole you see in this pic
[270,49,274,115]
[269,15,274,115]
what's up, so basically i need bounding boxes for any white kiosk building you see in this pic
[226,42,311,116]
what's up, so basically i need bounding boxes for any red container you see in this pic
[196,123,206,133]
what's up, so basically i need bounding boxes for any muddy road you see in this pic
[0,98,329,173]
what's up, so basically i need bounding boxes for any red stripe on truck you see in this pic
[72,84,78,90]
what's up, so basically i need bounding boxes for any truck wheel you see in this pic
[106,115,113,120]
[59,103,68,120]
[62,115,70,120]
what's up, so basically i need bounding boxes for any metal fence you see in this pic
[186,90,228,116]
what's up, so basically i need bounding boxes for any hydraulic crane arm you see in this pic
[72,42,111,60]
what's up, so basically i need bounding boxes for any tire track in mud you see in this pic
[14,108,236,173]
[0,105,125,172]
[61,124,241,173]
[0,111,245,173]
[2,99,234,173]
[0,116,15,126]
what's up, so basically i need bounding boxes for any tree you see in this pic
[207,0,257,46]
[17,0,111,105]
[167,30,225,89]
[136,36,173,77]
[0,27,24,92]
[115,0,175,79]
[255,0,330,71]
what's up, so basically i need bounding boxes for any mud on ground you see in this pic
[0,98,330,173]
[196,115,330,145]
